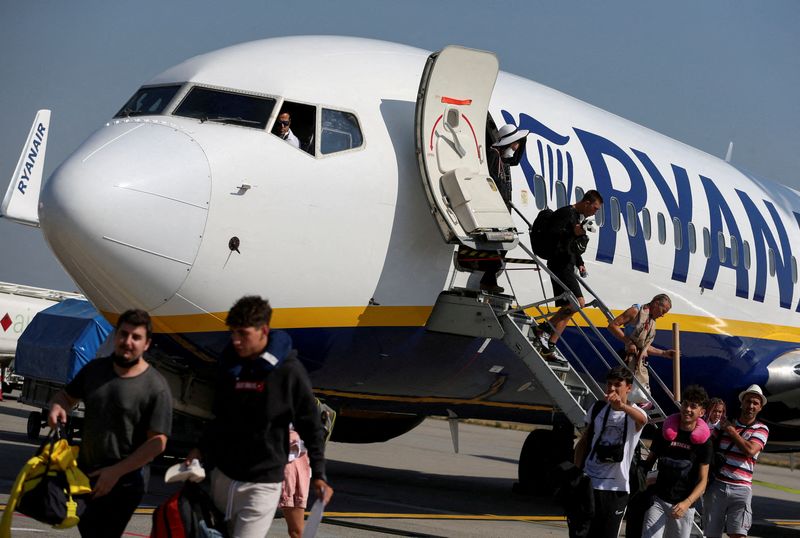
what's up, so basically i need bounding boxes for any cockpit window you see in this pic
[320,109,363,155]
[115,85,181,118]
[174,87,275,129]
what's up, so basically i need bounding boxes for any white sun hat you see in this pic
[738,384,767,406]
[492,124,529,147]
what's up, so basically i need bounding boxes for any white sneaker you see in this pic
[165,458,206,484]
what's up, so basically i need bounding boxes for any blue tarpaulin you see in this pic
[15,299,113,384]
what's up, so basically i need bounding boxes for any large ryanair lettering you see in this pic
[700,177,748,297]
[737,191,794,308]
[633,151,693,282]
[575,129,648,272]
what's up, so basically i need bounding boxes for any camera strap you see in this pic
[587,403,628,463]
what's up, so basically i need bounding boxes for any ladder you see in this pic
[427,287,593,427]
[429,208,678,431]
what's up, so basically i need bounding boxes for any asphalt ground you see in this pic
[0,390,798,537]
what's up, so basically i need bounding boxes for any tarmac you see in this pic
[0,389,798,537]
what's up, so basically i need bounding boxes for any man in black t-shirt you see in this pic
[48,309,172,538]
[642,385,712,538]
[535,190,603,357]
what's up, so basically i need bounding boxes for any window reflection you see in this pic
[115,85,181,118]
[642,208,651,240]
[175,87,275,129]
[534,175,547,210]
[743,240,751,269]
[610,197,620,231]
[556,181,567,208]
[673,217,682,250]
[321,109,363,154]
[626,202,637,237]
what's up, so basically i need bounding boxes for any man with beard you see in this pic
[48,309,172,537]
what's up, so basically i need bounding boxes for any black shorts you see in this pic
[548,264,582,307]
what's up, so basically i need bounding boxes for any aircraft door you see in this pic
[415,46,518,250]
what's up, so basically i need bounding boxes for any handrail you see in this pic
[577,274,680,411]
[502,240,672,421]
[509,202,533,229]
[575,273,615,322]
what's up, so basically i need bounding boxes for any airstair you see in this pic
[426,212,678,431]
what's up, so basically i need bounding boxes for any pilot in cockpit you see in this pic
[276,112,300,149]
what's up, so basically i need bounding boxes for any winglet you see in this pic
[725,141,734,163]
[1,109,51,227]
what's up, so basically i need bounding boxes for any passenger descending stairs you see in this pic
[427,242,672,432]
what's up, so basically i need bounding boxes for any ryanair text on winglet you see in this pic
[17,122,47,195]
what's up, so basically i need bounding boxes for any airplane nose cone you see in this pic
[40,120,211,312]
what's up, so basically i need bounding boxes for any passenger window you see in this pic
[768,248,776,276]
[657,213,666,245]
[556,181,567,208]
[626,202,637,237]
[718,232,726,263]
[175,87,275,129]
[575,186,585,202]
[534,175,547,210]
[641,208,651,240]
[688,222,696,253]
[743,240,751,269]
[703,227,711,258]
[596,200,606,227]
[673,217,682,250]
[792,256,798,284]
[610,197,620,231]
[730,236,739,267]
[321,108,363,155]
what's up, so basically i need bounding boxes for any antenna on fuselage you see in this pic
[725,141,734,163]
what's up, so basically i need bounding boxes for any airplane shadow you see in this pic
[320,458,563,516]
[372,99,454,306]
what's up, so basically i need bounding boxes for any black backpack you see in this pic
[530,208,556,259]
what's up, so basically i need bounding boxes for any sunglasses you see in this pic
[278,120,290,126]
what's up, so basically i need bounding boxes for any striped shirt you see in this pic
[716,419,769,487]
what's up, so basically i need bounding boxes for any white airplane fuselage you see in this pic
[29,37,800,447]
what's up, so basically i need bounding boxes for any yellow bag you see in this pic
[1,427,91,537]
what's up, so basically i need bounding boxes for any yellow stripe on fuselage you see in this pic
[101,306,800,343]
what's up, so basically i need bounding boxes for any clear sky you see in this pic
[1,0,798,291]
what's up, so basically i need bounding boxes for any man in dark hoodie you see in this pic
[187,296,332,537]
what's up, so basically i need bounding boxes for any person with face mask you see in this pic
[48,309,172,537]
[474,124,529,293]
[488,124,529,209]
